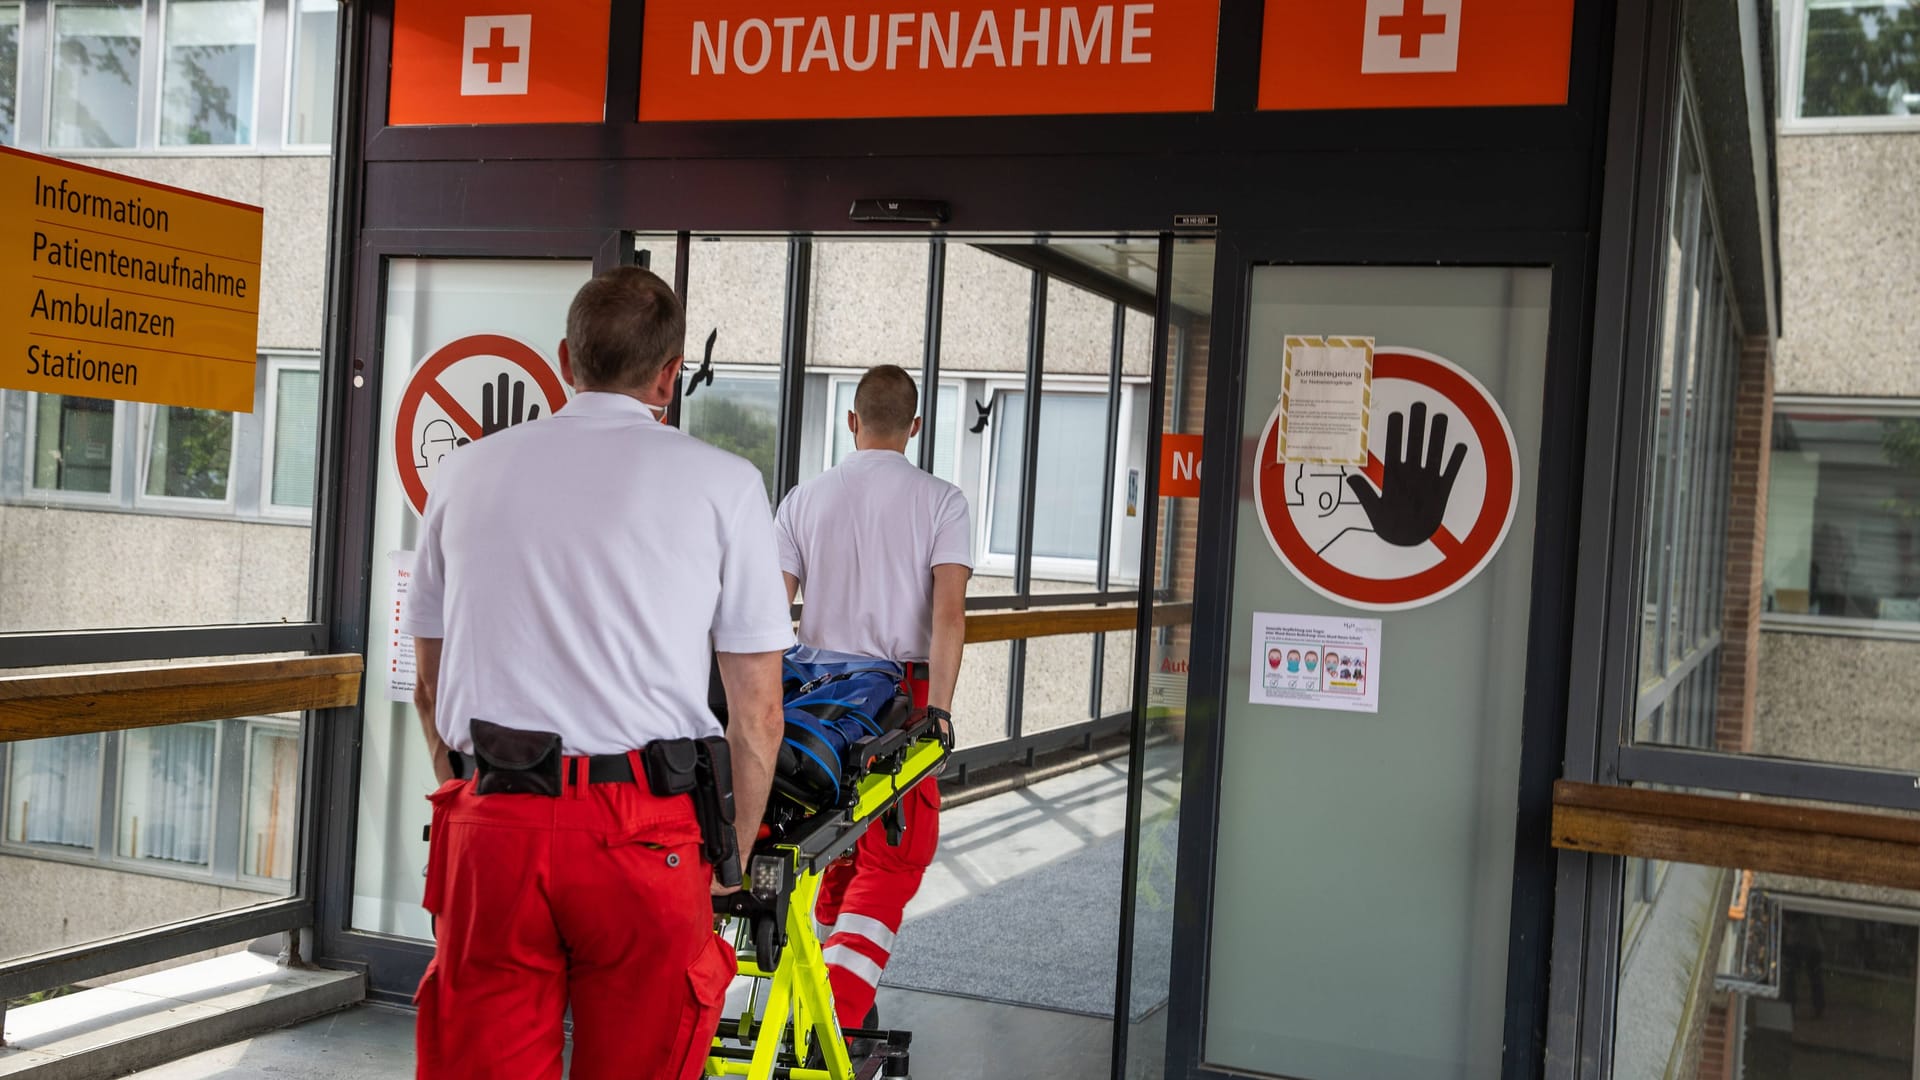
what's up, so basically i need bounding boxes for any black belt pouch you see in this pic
[470,719,564,797]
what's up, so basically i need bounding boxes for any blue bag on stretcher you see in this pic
[777,646,910,806]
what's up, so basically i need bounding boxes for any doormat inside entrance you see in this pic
[879,818,1178,1022]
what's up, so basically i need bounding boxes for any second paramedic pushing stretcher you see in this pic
[403,268,793,1080]
[774,364,973,1028]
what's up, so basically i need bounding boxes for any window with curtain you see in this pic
[1765,406,1920,627]
[144,405,234,501]
[987,390,1110,562]
[828,380,960,484]
[49,0,144,149]
[5,736,102,849]
[270,365,321,509]
[160,0,260,145]
[1800,0,1920,118]
[118,723,216,866]
[682,375,780,500]
[32,394,117,494]
[286,0,337,145]
[243,722,298,879]
[0,4,21,146]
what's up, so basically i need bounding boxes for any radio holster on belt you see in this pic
[644,736,741,890]
[470,719,564,797]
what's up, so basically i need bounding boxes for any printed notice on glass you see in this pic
[1276,335,1373,465]
[1250,611,1381,713]
[387,550,418,703]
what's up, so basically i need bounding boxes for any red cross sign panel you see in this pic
[393,333,570,516]
[1254,347,1519,610]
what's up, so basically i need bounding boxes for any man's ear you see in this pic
[557,340,574,387]
[847,411,860,437]
[909,416,923,439]
[655,356,685,400]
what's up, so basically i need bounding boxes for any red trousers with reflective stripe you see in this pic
[812,674,941,1025]
[415,767,735,1080]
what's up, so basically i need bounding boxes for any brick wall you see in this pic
[1715,338,1775,753]
[1695,994,1738,1080]
[1160,318,1211,663]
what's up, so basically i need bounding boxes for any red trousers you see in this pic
[812,675,941,1026]
[415,764,734,1080]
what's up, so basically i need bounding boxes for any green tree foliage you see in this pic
[1802,3,1920,118]
[688,396,777,500]
[0,17,19,142]
[1883,418,1920,519]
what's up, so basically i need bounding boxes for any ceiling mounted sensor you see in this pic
[848,198,950,225]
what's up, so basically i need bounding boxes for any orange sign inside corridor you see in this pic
[1259,0,1574,111]
[389,0,611,125]
[639,1,1222,121]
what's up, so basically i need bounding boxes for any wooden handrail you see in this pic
[963,601,1194,644]
[0,655,363,743]
[1551,780,1920,892]
[0,602,1194,743]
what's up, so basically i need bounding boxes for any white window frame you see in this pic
[819,373,964,480]
[0,2,23,146]
[237,715,299,885]
[279,0,333,151]
[22,391,126,506]
[1761,394,1920,640]
[113,718,222,870]
[974,376,1141,583]
[260,352,320,519]
[155,0,266,149]
[133,400,241,512]
[43,0,150,152]
[1779,0,1920,134]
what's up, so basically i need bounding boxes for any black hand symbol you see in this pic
[479,373,540,437]
[1344,402,1467,547]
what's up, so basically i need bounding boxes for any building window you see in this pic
[1764,404,1920,629]
[49,0,145,149]
[681,373,779,500]
[985,389,1113,565]
[265,359,321,511]
[285,0,336,146]
[159,0,261,146]
[31,394,118,494]
[826,378,960,484]
[117,722,216,867]
[242,720,298,879]
[1799,0,1920,119]
[0,3,21,146]
[1742,905,1920,1074]
[141,405,235,502]
[4,736,101,850]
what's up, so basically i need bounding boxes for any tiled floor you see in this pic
[130,754,1175,1079]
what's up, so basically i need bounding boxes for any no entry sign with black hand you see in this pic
[393,333,570,517]
[1255,346,1519,611]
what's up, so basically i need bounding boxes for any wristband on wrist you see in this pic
[924,706,954,749]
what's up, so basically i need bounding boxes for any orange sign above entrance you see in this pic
[1259,0,1574,111]
[638,1,1221,122]
[389,0,611,125]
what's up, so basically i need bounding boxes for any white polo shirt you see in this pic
[774,449,973,663]
[401,392,793,756]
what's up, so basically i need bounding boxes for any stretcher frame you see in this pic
[707,721,946,1080]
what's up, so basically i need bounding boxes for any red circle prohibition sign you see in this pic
[1255,349,1519,610]
[393,334,569,516]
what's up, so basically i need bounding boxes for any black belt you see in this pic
[904,662,929,681]
[448,750,636,784]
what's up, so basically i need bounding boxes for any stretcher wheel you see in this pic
[754,915,782,971]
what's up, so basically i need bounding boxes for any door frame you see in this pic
[1163,227,1597,1080]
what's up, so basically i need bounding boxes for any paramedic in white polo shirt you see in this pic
[773,363,972,1030]
[403,267,792,1080]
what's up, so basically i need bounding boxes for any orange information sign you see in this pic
[639,1,1221,121]
[0,146,263,413]
[1259,0,1574,111]
[389,0,611,125]
[1160,433,1204,498]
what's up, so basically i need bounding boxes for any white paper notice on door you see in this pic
[387,549,418,703]
[1249,611,1382,713]
[1277,335,1374,465]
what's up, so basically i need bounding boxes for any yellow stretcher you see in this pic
[707,716,947,1080]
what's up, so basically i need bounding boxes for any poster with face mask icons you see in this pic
[1250,611,1381,713]
[394,332,573,517]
